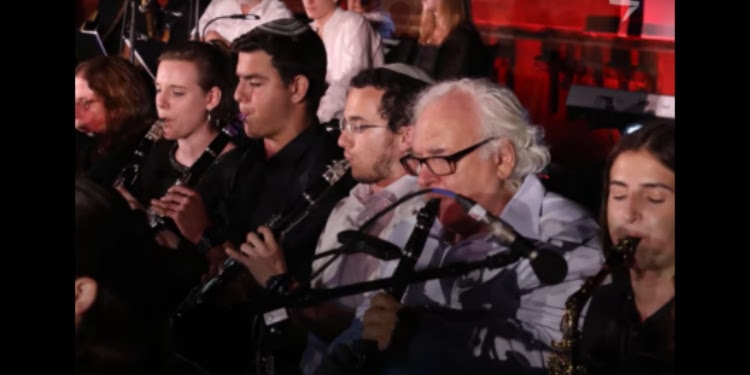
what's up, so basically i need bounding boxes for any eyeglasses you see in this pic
[399,137,498,176]
[338,120,389,134]
[75,98,101,111]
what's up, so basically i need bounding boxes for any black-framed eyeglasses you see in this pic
[399,137,498,176]
[338,119,389,134]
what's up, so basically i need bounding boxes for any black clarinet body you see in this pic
[147,119,241,234]
[172,158,352,321]
[113,119,165,191]
[386,198,441,300]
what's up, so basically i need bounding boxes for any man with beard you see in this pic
[227,63,434,375]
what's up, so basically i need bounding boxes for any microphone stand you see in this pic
[250,248,523,375]
[128,0,137,63]
[193,0,201,40]
[259,249,523,315]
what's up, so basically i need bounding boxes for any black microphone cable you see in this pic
[201,13,260,40]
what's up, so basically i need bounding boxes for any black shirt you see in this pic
[215,125,356,281]
[580,268,675,375]
[128,137,244,222]
[124,136,245,313]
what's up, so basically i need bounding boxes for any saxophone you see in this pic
[547,237,640,375]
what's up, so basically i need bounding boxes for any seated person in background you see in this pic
[578,122,675,375]
[224,63,433,375]
[75,176,208,375]
[388,0,492,80]
[302,0,384,125]
[197,0,292,48]
[75,56,157,188]
[347,0,395,39]
[165,19,355,375]
[319,78,604,375]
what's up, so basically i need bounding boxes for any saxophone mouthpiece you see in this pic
[608,237,641,268]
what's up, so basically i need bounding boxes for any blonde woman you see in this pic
[390,0,491,80]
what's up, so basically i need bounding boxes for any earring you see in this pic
[207,111,212,124]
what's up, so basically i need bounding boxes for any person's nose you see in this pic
[234,83,247,104]
[155,91,168,109]
[622,197,643,224]
[417,162,438,188]
[337,129,352,149]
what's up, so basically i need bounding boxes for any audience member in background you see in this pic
[75,56,156,188]
[579,122,675,375]
[387,0,492,80]
[302,0,384,125]
[197,0,292,49]
[347,0,395,39]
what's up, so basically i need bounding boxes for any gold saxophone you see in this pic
[547,237,640,375]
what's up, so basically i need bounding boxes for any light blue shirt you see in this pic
[324,174,604,374]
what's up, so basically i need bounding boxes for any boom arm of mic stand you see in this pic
[261,250,522,314]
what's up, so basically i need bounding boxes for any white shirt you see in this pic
[311,8,384,123]
[197,0,293,43]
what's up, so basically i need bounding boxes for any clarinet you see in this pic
[172,159,352,321]
[386,198,441,300]
[147,117,241,233]
[113,119,165,191]
[318,198,442,374]
[547,237,640,375]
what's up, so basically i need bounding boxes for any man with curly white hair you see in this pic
[319,78,605,375]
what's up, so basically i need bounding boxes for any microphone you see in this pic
[450,193,568,285]
[337,230,403,260]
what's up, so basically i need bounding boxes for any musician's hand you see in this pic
[203,243,229,280]
[115,185,146,211]
[154,229,182,250]
[362,293,403,351]
[225,226,286,287]
[150,185,209,243]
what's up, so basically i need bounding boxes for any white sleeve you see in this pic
[197,0,220,36]
[317,16,382,123]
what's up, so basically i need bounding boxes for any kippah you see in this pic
[257,18,310,37]
[381,63,434,84]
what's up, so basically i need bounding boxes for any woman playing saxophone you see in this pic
[550,122,675,375]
